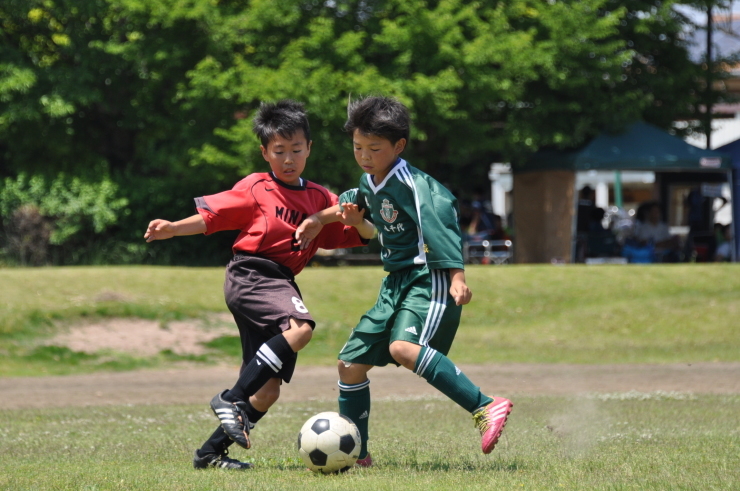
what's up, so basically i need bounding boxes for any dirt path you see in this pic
[3,318,738,409]
[2,362,739,410]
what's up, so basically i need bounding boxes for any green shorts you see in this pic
[339,266,462,367]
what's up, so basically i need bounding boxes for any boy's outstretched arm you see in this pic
[144,214,206,242]
[295,203,374,249]
[449,268,472,306]
[339,203,374,239]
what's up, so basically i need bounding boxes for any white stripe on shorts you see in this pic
[419,269,447,346]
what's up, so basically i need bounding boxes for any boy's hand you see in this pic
[295,215,323,250]
[449,268,472,306]
[144,219,176,242]
[337,202,365,227]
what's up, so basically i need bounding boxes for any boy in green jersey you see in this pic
[295,96,512,466]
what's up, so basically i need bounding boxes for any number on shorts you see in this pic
[291,296,308,313]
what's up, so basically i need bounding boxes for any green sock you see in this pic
[338,379,371,459]
[414,346,493,413]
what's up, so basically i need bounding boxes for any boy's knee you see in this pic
[337,359,371,385]
[389,341,420,370]
[283,318,313,351]
[337,359,350,376]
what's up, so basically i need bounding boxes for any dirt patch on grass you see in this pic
[5,317,739,410]
[46,315,237,356]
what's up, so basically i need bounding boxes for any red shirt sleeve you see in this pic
[316,222,368,249]
[195,178,254,235]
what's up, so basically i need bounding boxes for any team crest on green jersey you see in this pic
[380,199,399,223]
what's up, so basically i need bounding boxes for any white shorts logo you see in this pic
[292,296,308,314]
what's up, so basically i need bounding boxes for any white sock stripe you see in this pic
[338,379,370,391]
[415,347,438,376]
[423,347,437,374]
[414,351,428,376]
[414,351,426,376]
[416,355,429,377]
[256,352,279,372]
[257,344,282,372]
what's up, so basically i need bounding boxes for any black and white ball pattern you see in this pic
[297,411,361,473]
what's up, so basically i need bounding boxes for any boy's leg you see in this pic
[337,361,374,461]
[221,254,314,406]
[197,378,277,466]
[215,321,306,447]
[204,256,312,455]
[393,341,492,413]
[334,272,404,465]
[227,319,310,403]
[391,268,512,453]
[396,341,511,453]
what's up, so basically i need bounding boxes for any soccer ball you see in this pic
[297,411,361,473]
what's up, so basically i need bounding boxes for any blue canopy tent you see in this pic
[716,138,740,261]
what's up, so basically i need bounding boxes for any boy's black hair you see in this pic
[344,96,410,144]
[252,100,311,147]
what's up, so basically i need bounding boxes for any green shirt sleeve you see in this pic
[338,188,373,225]
[414,174,465,270]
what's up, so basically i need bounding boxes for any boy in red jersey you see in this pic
[144,100,374,470]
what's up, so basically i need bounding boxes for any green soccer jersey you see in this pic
[339,158,465,272]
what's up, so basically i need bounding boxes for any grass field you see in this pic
[1,395,738,490]
[1,264,739,376]
[1,264,739,489]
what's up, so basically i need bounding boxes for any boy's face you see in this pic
[352,129,406,182]
[261,131,311,186]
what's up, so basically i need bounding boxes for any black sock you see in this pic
[197,426,232,457]
[242,398,268,430]
[197,399,269,458]
[228,334,293,402]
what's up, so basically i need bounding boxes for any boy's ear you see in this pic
[394,138,407,155]
[260,144,269,161]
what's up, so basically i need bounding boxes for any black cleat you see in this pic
[210,390,251,449]
[193,449,253,470]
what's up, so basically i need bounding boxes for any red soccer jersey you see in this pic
[195,172,366,276]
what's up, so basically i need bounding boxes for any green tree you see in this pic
[0,0,731,264]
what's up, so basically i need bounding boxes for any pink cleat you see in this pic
[473,397,513,454]
[355,453,373,468]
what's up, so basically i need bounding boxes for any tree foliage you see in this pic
[0,0,731,264]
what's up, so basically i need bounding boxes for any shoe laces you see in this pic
[472,408,490,433]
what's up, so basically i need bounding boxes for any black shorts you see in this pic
[224,254,315,383]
